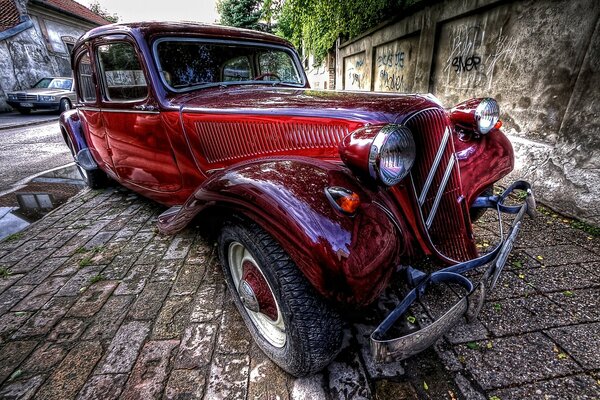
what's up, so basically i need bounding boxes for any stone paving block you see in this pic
[170,263,205,296]
[247,344,290,400]
[524,245,597,267]
[489,374,600,400]
[110,228,137,244]
[68,280,118,318]
[547,288,600,323]
[128,282,171,320]
[150,259,184,283]
[0,240,46,264]
[582,261,600,279]
[97,320,151,374]
[119,340,179,400]
[16,257,67,286]
[455,332,581,390]
[205,353,250,400]
[52,233,95,258]
[453,373,485,400]
[35,341,102,400]
[40,229,78,249]
[546,323,600,370]
[327,352,372,400]
[217,299,251,354]
[185,240,214,266]
[55,266,103,296]
[136,241,169,265]
[354,324,405,378]
[478,294,573,337]
[190,283,225,323]
[0,273,24,296]
[102,253,139,280]
[48,318,86,343]
[152,295,194,340]
[0,340,38,383]
[163,237,194,260]
[10,248,56,274]
[0,284,36,314]
[76,373,129,400]
[0,311,32,343]
[114,264,152,296]
[82,294,134,341]
[175,323,218,368]
[485,270,539,301]
[13,276,69,312]
[519,264,600,293]
[121,231,155,254]
[290,374,327,400]
[0,375,45,400]
[12,296,76,339]
[19,342,68,378]
[374,380,421,400]
[163,369,206,400]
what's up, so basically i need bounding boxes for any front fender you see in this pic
[59,109,98,170]
[159,158,406,306]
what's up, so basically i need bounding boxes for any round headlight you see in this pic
[474,98,499,134]
[369,125,415,186]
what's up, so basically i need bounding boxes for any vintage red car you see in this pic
[60,22,535,376]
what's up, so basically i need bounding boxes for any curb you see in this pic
[0,162,77,197]
[0,116,59,131]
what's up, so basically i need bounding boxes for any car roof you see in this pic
[77,21,293,48]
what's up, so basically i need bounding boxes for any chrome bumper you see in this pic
[371,180,536,362]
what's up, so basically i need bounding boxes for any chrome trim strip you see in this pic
[77,106,159,114]
[418,127,450,206]
[426,155,455,229]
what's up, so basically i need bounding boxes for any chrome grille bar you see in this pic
[426,154,456,229]
[418,127,451,206]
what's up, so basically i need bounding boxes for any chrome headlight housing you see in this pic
[7,94,17,100]
[39,95,56,102]
[474,98,499,134]
[368,124,416,186]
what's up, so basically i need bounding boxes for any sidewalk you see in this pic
[0,186,598,399]
[0,111,58,130]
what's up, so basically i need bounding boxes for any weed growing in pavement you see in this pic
[0,267,12,279]
[538,205,600,237]
[76,246,104,267]
[4,232,23,242]
[88,273,104,284]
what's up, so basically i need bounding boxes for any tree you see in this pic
[89,1,119,23]
[276,0,419,64]
[217,0,263,31]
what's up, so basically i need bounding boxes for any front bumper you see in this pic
[371,180,536,362]
[7,100,60,110]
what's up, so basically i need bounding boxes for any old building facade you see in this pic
[0,0,108,111]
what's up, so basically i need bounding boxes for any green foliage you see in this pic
[89,1,119,23]
[0,267,12,279]
[89,273,105,284]
[218,0,264,31]
[276,0,414,64]
[4,232,22,242]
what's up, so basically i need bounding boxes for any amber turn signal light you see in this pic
[325,187,361,215]
[494,120,503,130]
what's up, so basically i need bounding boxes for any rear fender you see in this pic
[59,109,98,170]
[159,158,408,305]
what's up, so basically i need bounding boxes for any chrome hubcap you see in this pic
[228,241,286,348]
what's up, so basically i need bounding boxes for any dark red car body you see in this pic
[60,22,515,307]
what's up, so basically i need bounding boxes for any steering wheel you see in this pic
[254,72,281,81]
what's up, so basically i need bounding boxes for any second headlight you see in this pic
[368,124,416,186]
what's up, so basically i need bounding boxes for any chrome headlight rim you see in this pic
[368,124,416,186]
[474,98,499,135]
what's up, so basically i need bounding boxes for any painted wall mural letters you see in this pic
[373,37,418,93]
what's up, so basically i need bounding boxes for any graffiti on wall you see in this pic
[373,37,418,93]
[344,52,368,90]
[439,23,517,91]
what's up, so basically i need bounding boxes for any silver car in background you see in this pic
[6,77,76,114]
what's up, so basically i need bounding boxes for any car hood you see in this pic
[173,86,445,124]
[8,88,70,96]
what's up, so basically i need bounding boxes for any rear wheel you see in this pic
[218,220,343,376]
[65,135,107,189]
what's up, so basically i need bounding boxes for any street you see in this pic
[0,120,72,193]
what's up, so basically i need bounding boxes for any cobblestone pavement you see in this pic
[0,186,599,399]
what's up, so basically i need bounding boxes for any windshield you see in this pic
[154,39,304,91]
[34,78,72,90]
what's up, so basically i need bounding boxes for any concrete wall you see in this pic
[337,0,600,225]
[0,1,97,111]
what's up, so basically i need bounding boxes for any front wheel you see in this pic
[218,221,343,376]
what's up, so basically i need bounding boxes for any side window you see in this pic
[222,56,251,81]
[77,51,96,102]
[97,42,147,102]
[258,51,300,83]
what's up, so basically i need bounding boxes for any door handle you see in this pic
[133,104,157,111]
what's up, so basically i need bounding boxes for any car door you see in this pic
[75,49,112,172]
[95,39,182,192]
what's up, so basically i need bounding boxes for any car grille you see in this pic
[15,93,38,101]
[404,108,477,262]
[195,120,348,163]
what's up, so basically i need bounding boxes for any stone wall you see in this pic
[336,0,600,225]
